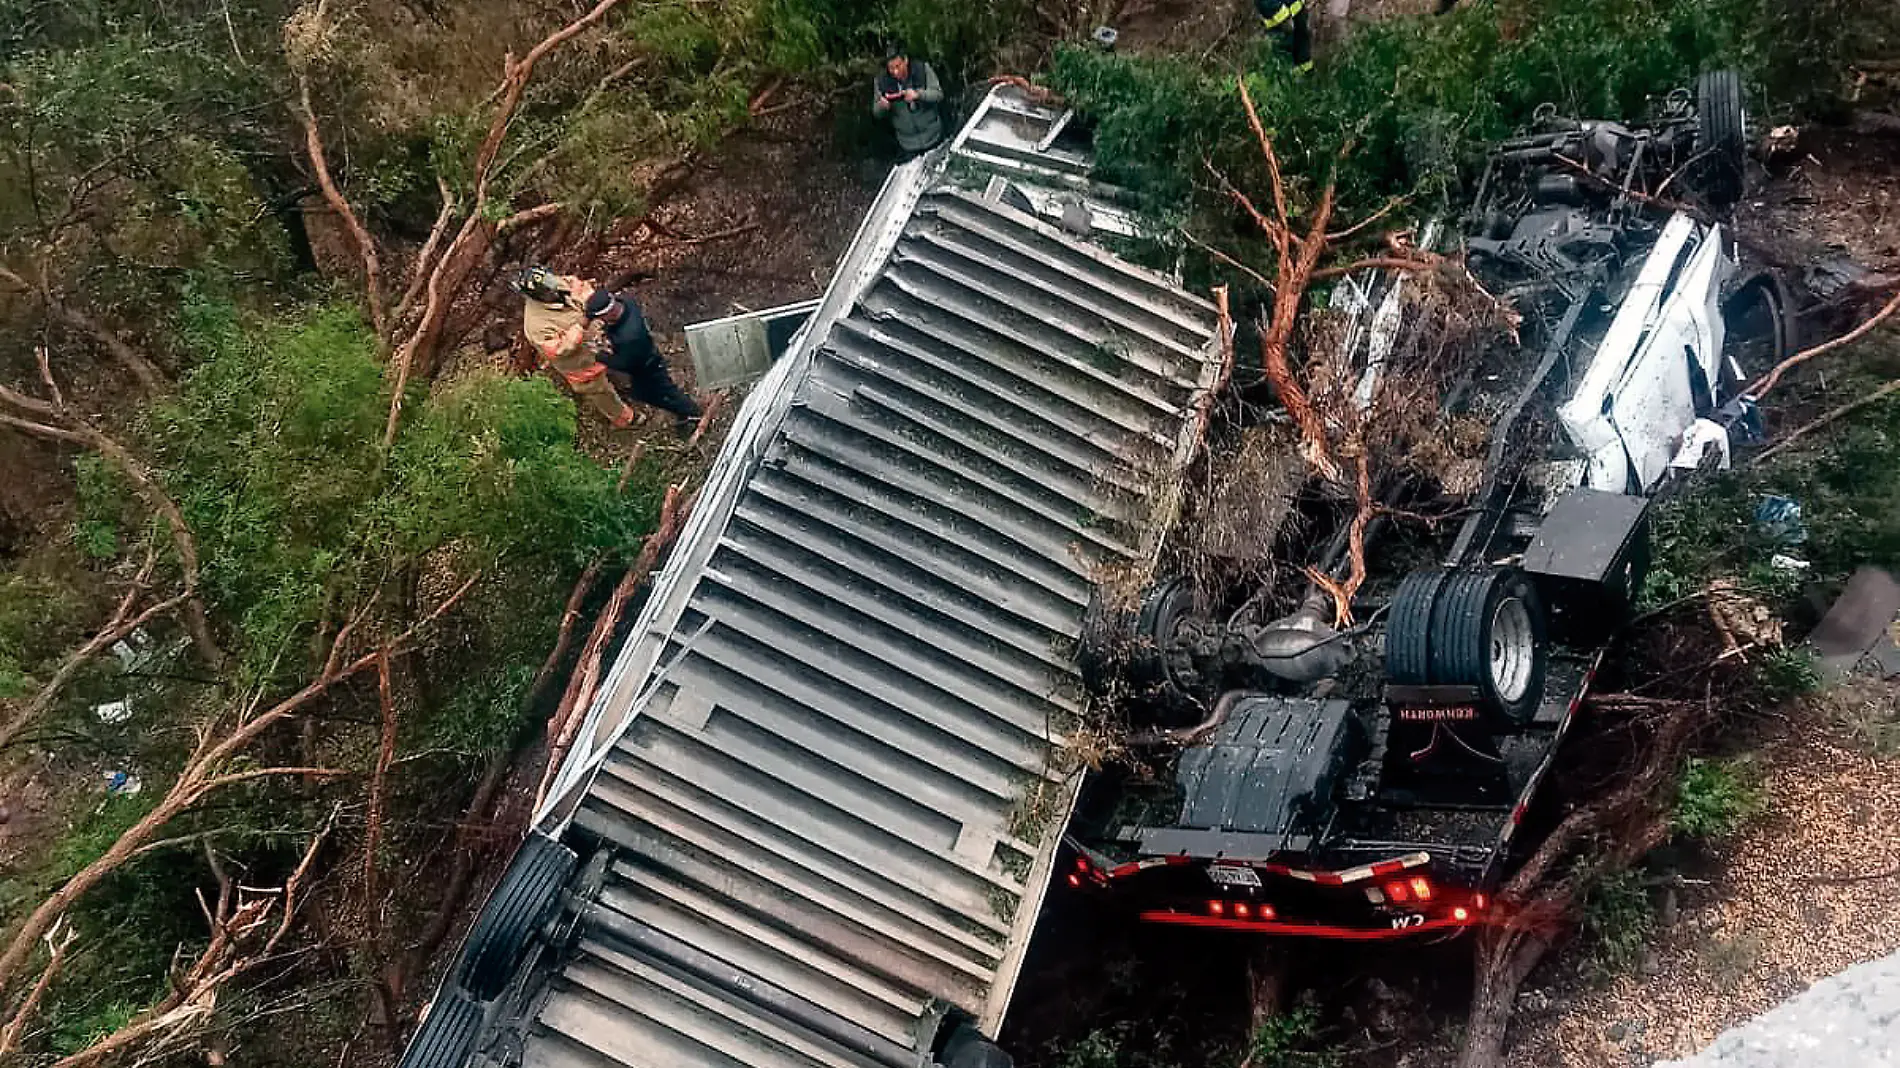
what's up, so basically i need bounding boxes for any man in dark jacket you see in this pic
[581,288,703,438]
[872,46,945,159]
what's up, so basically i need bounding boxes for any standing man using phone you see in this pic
[872,45,945,160]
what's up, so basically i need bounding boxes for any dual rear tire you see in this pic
[1386,568,1548,725]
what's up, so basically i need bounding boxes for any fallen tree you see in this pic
[1211,76,1514,626]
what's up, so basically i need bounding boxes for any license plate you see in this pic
[1208,864,1262,888]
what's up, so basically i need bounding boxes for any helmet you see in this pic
[509,265,569,305]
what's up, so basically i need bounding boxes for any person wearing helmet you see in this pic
[1256,0,1313,73]
[872,45,945,160]
[510,266,636,430]
[581,287,702,439]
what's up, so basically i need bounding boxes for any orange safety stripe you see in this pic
[561,363,608,386]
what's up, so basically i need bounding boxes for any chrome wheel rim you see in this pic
[1489,597,1535,703]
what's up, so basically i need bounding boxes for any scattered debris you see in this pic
[104,771,141,796]
[92,700,132,725]
[1752,495,1807,546]
[1708,579,1785,655]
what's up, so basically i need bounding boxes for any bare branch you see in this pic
[1754,374,1900,463]
[361,650,398,914]
[0,921,75,1059]
[0,587,187,752]
[1236,78,1291,233]
[536,485,694,808]
[296,76,387,341]
[393,178,458,327]
[1327,197,1408,244]
[1181,229,1277,293]
[0,264,167,393]
[0,411,88,444]
[1750,285,1900,399]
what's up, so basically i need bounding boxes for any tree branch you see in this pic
[1749,285,1900,399]
[0,922,75,1060]
[0,552,187,753]
[0,574,476,999]
[296,76,387,341]
[393,178,458,328]
[0,264,167,393]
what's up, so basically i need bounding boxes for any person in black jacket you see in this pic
[581,288,703,438]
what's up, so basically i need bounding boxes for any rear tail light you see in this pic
[1208,900,1226,916]
[1383,880,1411,903]
[1473,893,1488,910]
[1452,906,1470,922]
[1408,876,1433,901]
[1067,873,1082,888]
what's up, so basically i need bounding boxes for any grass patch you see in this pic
[1672,757,1767,839]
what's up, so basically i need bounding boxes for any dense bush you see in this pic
[151,296,661,728]
[1050,0,1898,223]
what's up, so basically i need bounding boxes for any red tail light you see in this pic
[1208,900,1226,916]
[1383,880,1411,903]
[1234,903,1251,918]
[1409,876,1433,901]
[1473,893,1488,910]
[1067,873,1082,888]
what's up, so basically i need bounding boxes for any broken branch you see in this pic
[1749,284,1900,399]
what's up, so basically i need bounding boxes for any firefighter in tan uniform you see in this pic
[511,266,636,429]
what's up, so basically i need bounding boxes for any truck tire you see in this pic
[1385,568,1453,685]
[1126,577,1198,724]
[398,990,482,1068]
[1078,578,1197,724]
[1427,569,1548,725]
[456,832,577,1001]
[1695,70,1747,207]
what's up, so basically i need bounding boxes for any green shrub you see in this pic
[1245,1007,1342,1068]
[1672,756,1766,838]
[1060,1030,1124,1068]
[1581,869,1653,980]
[151,295,661,746]
[1756,647,1821,704]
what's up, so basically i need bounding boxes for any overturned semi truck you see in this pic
[397,85,1227,1068]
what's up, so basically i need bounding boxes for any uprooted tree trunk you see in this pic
[0,575,475,1014]
[1211,78,1458,625]
[1458,693,1713,1068]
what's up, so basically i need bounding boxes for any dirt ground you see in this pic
[1504,691,1900,1066]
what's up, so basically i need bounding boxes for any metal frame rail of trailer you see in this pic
[1071,73,1786,942]
[396,85,1225,1068]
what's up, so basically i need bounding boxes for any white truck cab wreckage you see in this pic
[1071,72,1791,941]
